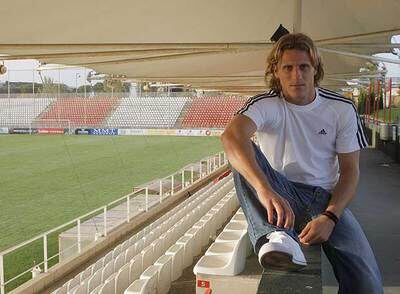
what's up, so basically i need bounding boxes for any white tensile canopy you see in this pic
[1,0,399,94]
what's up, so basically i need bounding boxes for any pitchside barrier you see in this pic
[0,151,227,294]
[4,126,223,137]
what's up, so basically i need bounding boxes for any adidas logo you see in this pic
[318,129,327,135]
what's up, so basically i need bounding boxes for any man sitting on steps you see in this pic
[221,33,383,294]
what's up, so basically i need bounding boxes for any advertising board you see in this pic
[88,128,118,136]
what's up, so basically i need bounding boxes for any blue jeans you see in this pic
[232,143,383,294]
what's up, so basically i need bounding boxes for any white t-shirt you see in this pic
[237,87,368,191]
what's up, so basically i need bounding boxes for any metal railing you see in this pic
[0,151,226,294]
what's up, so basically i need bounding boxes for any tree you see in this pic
[39,76,58,95]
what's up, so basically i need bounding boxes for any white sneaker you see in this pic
[258,231,307,271]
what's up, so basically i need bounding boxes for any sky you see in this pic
[0,60,94,88]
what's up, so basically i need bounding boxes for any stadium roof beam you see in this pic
[35,49,263,67]
[318,47,400,65]
[0,48,231,60]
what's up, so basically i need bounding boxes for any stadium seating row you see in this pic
[0,95,247,130]
[51,174,238,294]
[0,98,54,127]
[181,96,246,129]
[40,97,119,127]
[106,97,188,129]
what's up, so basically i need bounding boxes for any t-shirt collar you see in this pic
[283,88,321,111]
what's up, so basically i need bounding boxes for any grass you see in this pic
[373,107,400,123]
[0,134,222,291]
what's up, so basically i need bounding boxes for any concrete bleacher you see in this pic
[39,97,119,128]
[106,97,188,129]
[181,96,246,129]
[49,174,237,294]
[0,98,54,128]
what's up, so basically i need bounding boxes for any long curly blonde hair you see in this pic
[265,33,324,93]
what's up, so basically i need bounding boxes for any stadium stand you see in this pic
[39,97,119,128]
[51,175,238,294]
[181,96,247,129]
[0,95,249,130]
[0,98,54,128]
[106,96,188,129]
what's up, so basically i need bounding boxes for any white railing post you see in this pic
[199,162,202,179]
[171,175,174,195]
[219,152,222,167]
[43,234,48,273]
[77,219,81,253]
[103,206,107,237]
[191,166,194,184]
[145,187,149,211]
[159,179,163,203]
[181,169,185,190]
[207,158,210,174]
[0,254,5,294]
[127,195,130,222]
[213,155,217,171]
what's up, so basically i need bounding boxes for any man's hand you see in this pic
[299,215,335,245]
[257,189,295,229]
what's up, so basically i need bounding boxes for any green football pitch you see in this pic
[0,134,222,252]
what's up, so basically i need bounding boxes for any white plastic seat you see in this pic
[124,278,152,294]
[129,234,138,246]
[98,274,116,294]
[88,269,103,293]
[66,274,80,291]
[215,230,246,243]
[121,239,130,252]
[113,244,122,258]
[139,266,159,294]
[116,263,131,294]
[154,255,173,294]
[90,284,102,294]
[134,238,145,254]
[115,252,126,272]
[71,279,89,294]
[141,246,154,270]
[144,232,155,247]
[92,258,104,276]
[151,238,164,261]
[193,232,251,276]
[173,219,185,239]
[125,245,136,263]
[193,220,211,247]
[224,221,248,231]
[176,235,194,268]
[185,227,202,256]
[165,227,177,247]
[102,260,114,282]
[103,251,113,266]
[129,255,142,283]
[165,243,184,282]
[82,264,94,281]
[202,213,217,239]
[231,213,247,222]
[136,230,145,240]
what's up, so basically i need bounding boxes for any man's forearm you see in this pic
[326,168,359,218]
